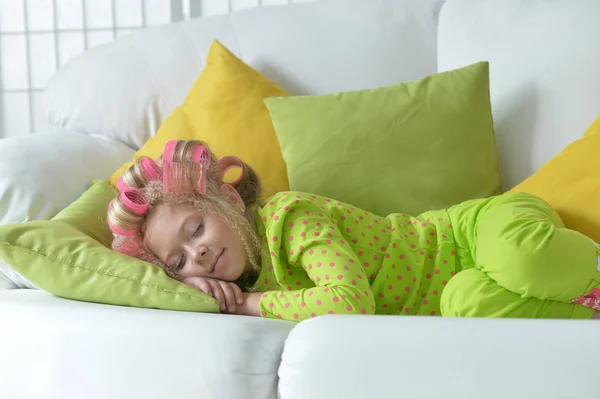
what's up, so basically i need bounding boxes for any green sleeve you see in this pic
[259,194,375,321]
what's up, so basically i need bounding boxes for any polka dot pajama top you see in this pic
[250,191,457,322]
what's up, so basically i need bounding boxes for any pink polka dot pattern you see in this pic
[255,191,457,321]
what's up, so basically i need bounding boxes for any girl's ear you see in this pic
[219,184,245,210]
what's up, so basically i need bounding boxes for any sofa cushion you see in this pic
[278,315,600,399]
[265,62,502,217]
[0,130,133,226]
[43,0,444,149]
[438,0,600,189]
[0,290,294,399]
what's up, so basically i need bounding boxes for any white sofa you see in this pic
[1,1,600,398]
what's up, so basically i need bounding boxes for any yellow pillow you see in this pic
[510,116,600,242]
[110,40,289,200]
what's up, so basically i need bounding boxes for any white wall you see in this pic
[0,0,315,138]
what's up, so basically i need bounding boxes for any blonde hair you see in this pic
[107,140,262,288]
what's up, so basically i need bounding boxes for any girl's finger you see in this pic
[219,281,237,313]
[209,280,226,312]
[184,277,212,297]
[230,283,244,306]
[200,283,213,298]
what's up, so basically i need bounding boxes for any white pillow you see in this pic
[0,129,134,288]
[0,261,38,289]
[0,130,134,225]
[0,265,16,289]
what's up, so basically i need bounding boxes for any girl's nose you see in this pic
[186,243,208,267]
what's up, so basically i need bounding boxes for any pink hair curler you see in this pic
[162,162,207,194]
[108,219,138,237]
[163,140,211,166]
[120,187,149,215]
[191,145,211,168]
[217,156,245,185]
[115,157,161,193]
[107,199,138,237]
[162,141,210,195]
[115,177,127,191]
[112,235,144,257]
[162,140,178,163]
[140,157,161,180]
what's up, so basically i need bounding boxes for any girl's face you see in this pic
[143,201,248,282]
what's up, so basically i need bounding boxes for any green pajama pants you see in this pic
[441,192,600,319]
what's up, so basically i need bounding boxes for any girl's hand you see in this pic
[234,292,262,317]
[183,276,244,313]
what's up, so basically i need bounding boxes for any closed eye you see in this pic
[191,222,203,238]
[175,254,186,271]
[174,222,203,271]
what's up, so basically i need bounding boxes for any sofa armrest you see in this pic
[0,290,294,399]
[0,128,134,225]
[279,315,600,399]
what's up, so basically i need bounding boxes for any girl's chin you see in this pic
[221,269,242,282]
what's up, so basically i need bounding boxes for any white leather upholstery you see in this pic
[0,290,294,399]
[0,129,133,226]
[0,261,38,289]
[44,0,445,149]
[438,0,600,189]
[279,315,600,399]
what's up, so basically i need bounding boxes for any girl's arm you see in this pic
[256,195,376,322]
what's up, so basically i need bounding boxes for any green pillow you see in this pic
[265,62,502,216]
[0,180,219,312]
